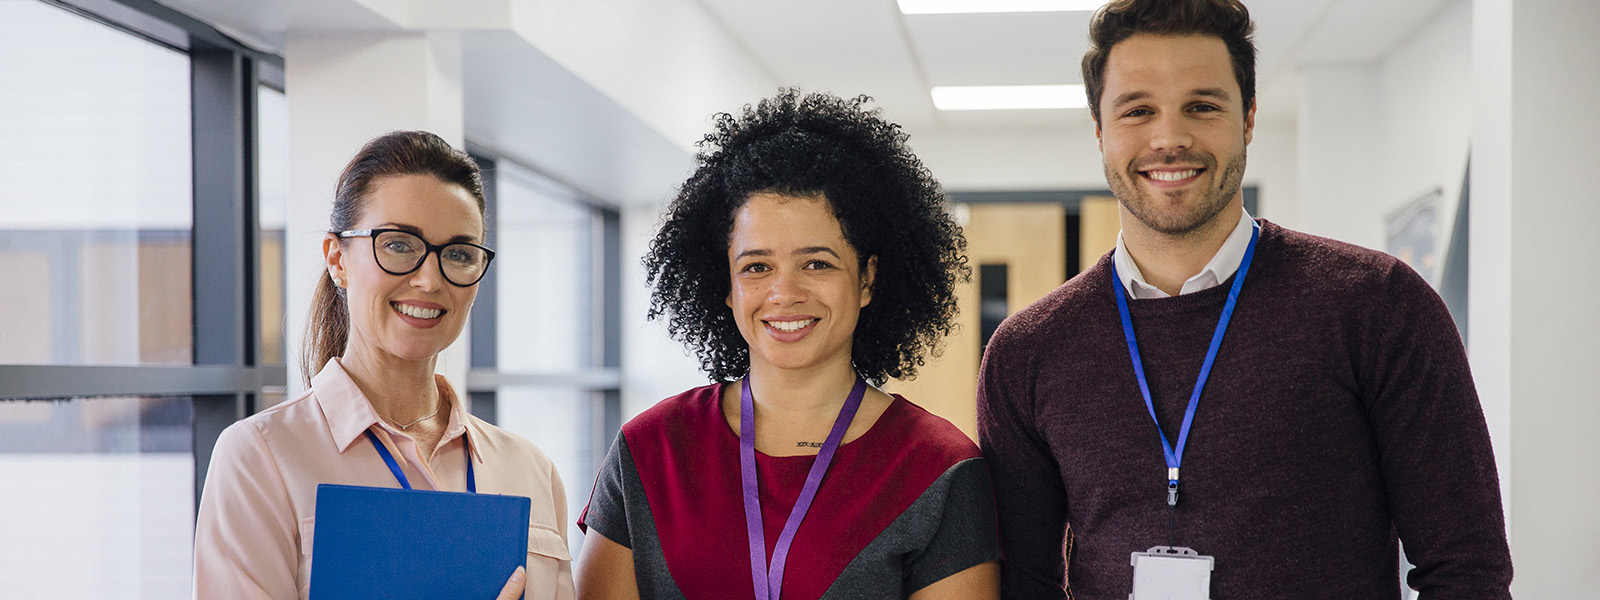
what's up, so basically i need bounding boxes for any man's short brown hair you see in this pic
[1082,0,1257,124]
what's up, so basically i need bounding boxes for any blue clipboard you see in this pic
[309,483,530,599]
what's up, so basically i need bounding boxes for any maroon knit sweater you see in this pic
[977,220,1511,599]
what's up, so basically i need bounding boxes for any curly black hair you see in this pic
[644,89,970,383]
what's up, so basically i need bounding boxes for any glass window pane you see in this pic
[259,85,288,367]
[0,0,193,366]
[497,386,596,558]
[495,162,594,373]
[0,396,194,598]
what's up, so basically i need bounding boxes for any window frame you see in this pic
[0,0,287,512]
[462,149,624,493]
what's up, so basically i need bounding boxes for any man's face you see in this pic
[1095,33,1255,237]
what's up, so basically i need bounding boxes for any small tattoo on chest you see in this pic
[796,441,824,448]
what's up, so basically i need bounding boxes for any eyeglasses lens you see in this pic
[373,231,488,285]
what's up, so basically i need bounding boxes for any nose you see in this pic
[409,251,445,292]
[1148,111,1194,153]
[765,268,806,306]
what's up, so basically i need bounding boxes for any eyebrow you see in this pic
[796,246,843,259]
[733,246,844,261]
[377,222,480,244]
[1109,87,1234,110]
[1109,90,1151,110]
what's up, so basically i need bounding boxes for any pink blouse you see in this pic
[193,358,575,599]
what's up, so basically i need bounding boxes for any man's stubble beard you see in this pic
[1106,145,1247,238]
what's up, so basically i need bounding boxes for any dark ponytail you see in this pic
[302,271,351,384]
[300,130,486,385]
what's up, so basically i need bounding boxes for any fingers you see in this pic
[496,566,527,600]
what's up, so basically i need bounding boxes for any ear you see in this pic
[1244,98,1257,145]
[1094,115,1104,152]
[323,233,347,283]
[859,255,877,308]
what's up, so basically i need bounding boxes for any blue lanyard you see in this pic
[740,376,866,600]
[363,428,475,493]
[1111,222,1258,507]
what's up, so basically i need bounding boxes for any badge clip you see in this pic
[1130,546,1213,600]
[1166,468,1179,507]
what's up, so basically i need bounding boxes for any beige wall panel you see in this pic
[260,234,285,366]
[138,239,192,364]
[79,242,141,364]
[0,251,53,363]
[887,203,1065,440]
[1079,195,1121,271]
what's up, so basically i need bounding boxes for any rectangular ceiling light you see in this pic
[931,85,1087,111]
[898,0,1107,14]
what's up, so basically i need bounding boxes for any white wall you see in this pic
[1294,0,1472,254]
[507,0,777,153]
[1379,0,1472,245]
[910,122,1106,192]
[1471,0,1600,595]
[911,118,1298,222]
[618,204,711,419]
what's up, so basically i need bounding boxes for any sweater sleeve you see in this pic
[1358,261,1512,598]
[976,326,1071,600]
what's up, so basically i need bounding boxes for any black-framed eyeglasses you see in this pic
[337,228,496,287]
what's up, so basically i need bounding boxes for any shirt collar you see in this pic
[311,357,481,462]
[1114,206,1255,300]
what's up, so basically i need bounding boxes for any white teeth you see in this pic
[768,319,814,332]
[1148,169,1198,181]
[394,303,442,319]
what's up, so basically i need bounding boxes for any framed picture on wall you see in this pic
[1385,187,1443,289]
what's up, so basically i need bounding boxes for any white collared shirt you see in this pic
[1113,207,1255,299]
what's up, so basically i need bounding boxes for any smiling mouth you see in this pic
[1141,168,1203,182]
[392,302,443,320]
[766,318,817,333]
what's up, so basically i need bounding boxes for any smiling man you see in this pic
[975,0,1512,598]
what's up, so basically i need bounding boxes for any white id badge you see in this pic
[1129,546,1213,600]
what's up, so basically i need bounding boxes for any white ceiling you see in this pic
[695,0,1459,131]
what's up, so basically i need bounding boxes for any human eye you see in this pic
[739,261,770,274]
[442,246,475,264]
[804,259,836,270]
[381,236,417,254]
[1188,102,1221,114]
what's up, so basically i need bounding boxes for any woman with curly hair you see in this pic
[574,90,999,600]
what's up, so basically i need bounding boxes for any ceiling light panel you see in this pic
[931,85,1087,110]
[898,0,1107,15]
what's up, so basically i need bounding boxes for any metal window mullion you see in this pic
[190,49,258,512]
[469,154,499,424]
[0,365,286,399]
[598,208,622,451]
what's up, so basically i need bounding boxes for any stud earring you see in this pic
[332,276,344,287]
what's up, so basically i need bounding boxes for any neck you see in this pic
[339,340,443,425]
[1121,202,1242,296]
[744,354,860,419]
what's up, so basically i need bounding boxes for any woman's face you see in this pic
[324,174,484,364]
[725,192,875,375]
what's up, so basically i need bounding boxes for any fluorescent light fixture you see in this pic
[930,85,1087,111]
[898,0,1107,15]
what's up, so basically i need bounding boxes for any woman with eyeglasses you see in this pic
[194,131,573,600]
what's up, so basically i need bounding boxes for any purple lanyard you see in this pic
[739,375,866,600]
